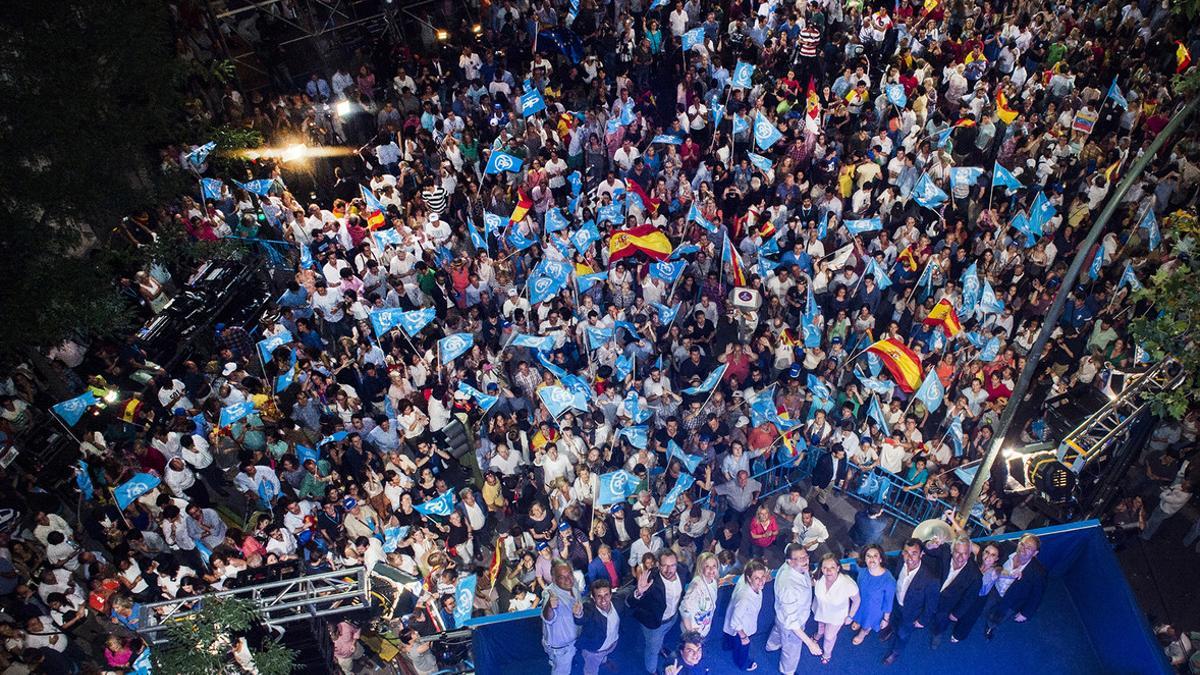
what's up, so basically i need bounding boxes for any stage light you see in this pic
[436,29,449,40]
[471,23,482,33]
[103,390,119,403]
[1033,460,1076,502]
[335,100,352,116]
[282,143,307,162]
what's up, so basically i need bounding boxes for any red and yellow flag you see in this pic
[923,298,962,337]
[867,338,924,393]
[608,224,673,262]
[509,189,533,226]
[1177,41,1193,74]
[996,90,1019,125]
[897,246,918,272]
[805,78,822,133]
[953,118,977,129]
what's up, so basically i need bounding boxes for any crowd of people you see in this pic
[0,0,1198,671]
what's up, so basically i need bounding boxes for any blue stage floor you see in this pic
[493,579,1105,675]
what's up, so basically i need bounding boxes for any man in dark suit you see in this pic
[925,534,984,649]
[810,444,849,509]
[984,533,1048,640]
[630,549,691,674]
[576,579,621,675]
[882,538,941,665]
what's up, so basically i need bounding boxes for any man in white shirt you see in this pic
[766,545,823,672]
[579,579,621,675]
[792,508,829,552]
[722,560,769,670]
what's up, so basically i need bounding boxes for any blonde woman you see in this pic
[812,553,860,665]
[679,552,721,637]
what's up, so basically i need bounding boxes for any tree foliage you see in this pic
[1130,210,1200,419]
[153,597,296,675]
[0,0,184,362]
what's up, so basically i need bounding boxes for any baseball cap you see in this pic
[342,497,358,510]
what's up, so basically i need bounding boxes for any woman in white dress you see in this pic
[811,553,860,665]
[679,552,720,637]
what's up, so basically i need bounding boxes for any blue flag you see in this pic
[397,307,437,336]
[867,395,890,435]
[671,243,701,259]
[667,440,702,474]
[539,386,589,417]
[806,374,832,403]
[652,134,683,145]
[571,219,601,254]
[219,401,256,428]
[1106,78,1128,110]
[512,333,556,351]
[649,260,687,283]
[114,473,161,510]
[275,360,297,393]
[382,526,411,553]
[753,115,783,150]
[369,309,407,339]
[614,321,643,341]
[530,261,572,305]
[454,574,478,626]
[52,391,98,426]
[856,370,893,396]
[577,271,607,292]
[506,227,538,251]
[484,151,524,175]
[865,258,893,289]
[585,325,613,349]
[747,152,773,173]
[1139,208,1161,251]
[683,364,727,394]
[614,353,635,382]
[598,470,639,505]
[597,202,625,224]
[544,208,570,234]
[687,202,718,233]
[650,302,681,326]
[866,351,883,377]
[1010,211,1037,247]
[318,430,348,447]
[439,333,474,364]
[360,184,386,213]
[257,331,293,362]
[885,83,907,107]
[75,460,94,501]
[916,259,937,290]
[131,647,153,675]
[731,61,755,89]
[185,141,217,170]
[519,89,547,117]
[297,444,319,465]
[201,177,224,200]
[914,370,945,412]
[235,179,274,196]
[466,218,487,250]
[1118,262,1143,291]
[947,417,965,457]
[617,425,649,450]
[948,167,985,191]
[1029,192,1056,233]
[992,162,1023,190]
[657,473,696,516]
[619,104,636,126]
[845,217,883,235]
[415,491,456,517]
[681,27,705,51]
[536,351,570,379]
[625,390,652,424]
[912,173,948,209]
[1088,246,1106,281]
[298,243,315,269]
[457,382,499,413]
[979,336,1001,362]
[483,212,506,237]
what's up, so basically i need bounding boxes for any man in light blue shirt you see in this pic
[542,561,582,675]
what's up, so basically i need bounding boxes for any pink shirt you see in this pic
[332,622,361,658]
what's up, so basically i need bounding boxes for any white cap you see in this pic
[222,363,237,376]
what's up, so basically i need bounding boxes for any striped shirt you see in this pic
[421,187,448,214]
[799,27,821,59]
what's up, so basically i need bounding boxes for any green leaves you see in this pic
[154,597,296,675]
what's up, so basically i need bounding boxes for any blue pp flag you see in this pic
[257,331,293,362]
[396,307,436,336]
[624,390,652,424]
[360,184,386,213]
[992,162,1023,190]
[454,574,477,626]
[530,267,571,305]
[597,202,625,224]
[681,27,705,51]
[731,113,750,136]
[382,526,410,553]
[201,178,223,200]
[235,179,274,196]
[1088,245,1106,281]
[598,470,639,505]
[257,477,277,509]
[585,325,613,349]
[219,400,256,428]
[75,460,94,501]
[131,647,152,675]
[545,208,570,233]
[415,491,456,517]
[806,374,832,402]
[947,417,965,458]
[512,333,555,351]
[753,115,783,150]
[914,371,945,412]
[667,440,702,474]
[114,473,161,510]
[948,167,985,191]
[1029,191,1056,233]
[650,302,681,326]
[571,219,601,254]
[619,104,636,126]
[683,364,727,395]
[732,61,755,89]
[52,391,97,427]
[845,217,883,235]
[979,336,1001,362]
[297,444,319,465]
[657,473,696,516]
[539,386,589,417]
[506,226,539,250]
[185,141,217,170]
[652,134,683,145]
[885,83,907,107]
[856,370,892,396]
[369,309,407,339]
[1010,211,1037,247]
[671,243,701,259]
[577,271,607,292]
[1118,262,1143,291]
[439,333,474,365]
[1106,77,1128,110]
[617,425,649,450]
[457,382,498,413]
[649,260,687,283]
[373,228,403,250]
[484,151,524,175]
[536,350,570,379]
[747,152,773,173]
[977,281,1005,317]
[318,430,348,447]
[867,395,890,435]
[275,362,297,393]
[614,353,635,382]
[865,258,892,289]
[519,89,547,117]
[299,244,315,269]
[1139,208,1161,251]
[466,218,487,250]
[866,351,883,377]
[912,173,948,209]
[483,212,506,237]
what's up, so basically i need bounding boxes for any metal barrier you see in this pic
[836,460,989,537]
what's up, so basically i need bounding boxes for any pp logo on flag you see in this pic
[426,498,453,516]
[456,585,473,612]
[533,276,554,297]
[118,482,152,503]
[442,335,467,354]
[755,124,773,141]
[493,154,515,172]
[608,471,632,495]
[547,387,574,407]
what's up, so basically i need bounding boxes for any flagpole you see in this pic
[49,410,83,446]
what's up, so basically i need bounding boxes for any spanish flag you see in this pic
[486,534,506,588]
[923,0,939,11]
[898,246,918,272]
[723,236,747,287]
[953,118,977,129]
[867,338,923,393]
[1178,41,1192,74]
[996,90,1019,125]
[805,78,822,134]
[608,224,673,262]
[758,220,777,239]
[923,298,962,337]
[1103,157,1123,183]
[509,189,533,226]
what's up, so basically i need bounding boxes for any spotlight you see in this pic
[335,100,352,116]
[282,144,307,162]
[1033,460,1076,502]
[103,390,119,403]
[471,23,482,33]
[436,29,449,40]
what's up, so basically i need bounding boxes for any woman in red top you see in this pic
[748,506,779,558]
